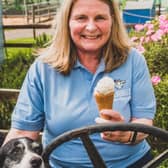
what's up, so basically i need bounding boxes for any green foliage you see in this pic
[129,16,168,167]
[148,75,168,165]
[119,0,127,9]
[0,34,50,128]
[144,35,168,76]
[3,0,52,14]
[0,99,16,129]
[0,50,34,88]
[0,49,35,129]
[35,32,51,48]
[7,38,35,44]
[143,36,168,131]
[128,16,168,130]
[158,160,168,168]
[154,74,168,129]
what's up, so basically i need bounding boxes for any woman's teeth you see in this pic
[82,35,100,39]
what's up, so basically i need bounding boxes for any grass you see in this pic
[5,37,35,59]
[7,38,35,44]
[5,33,51,59]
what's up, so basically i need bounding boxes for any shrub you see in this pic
[129,15,168,166]
[144,36,168,76]
[0,50,35,128]
[35,32,51,48]
[129,15,168,130]
[148,75,168,157]
[154,74,168,129]
[0,50,34,88]
[0,34,51,128]
[0,99,16,129]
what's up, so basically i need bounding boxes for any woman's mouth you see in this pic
[81,35,101,39]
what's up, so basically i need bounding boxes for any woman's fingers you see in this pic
[95,115,130,143]
[95,117,112,124]
[100,110,124,122]
[101,131,131,143]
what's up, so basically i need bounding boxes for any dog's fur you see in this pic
[0,136,45,168]
[0,132,6,147]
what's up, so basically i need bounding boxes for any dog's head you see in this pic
[0,137,45,168]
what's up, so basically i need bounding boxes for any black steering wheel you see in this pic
[42,123,168,168]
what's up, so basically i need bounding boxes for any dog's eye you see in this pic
[9,146,24,161]
[32,142,42,154]
[11,146,22,155]
[33,146,42,154]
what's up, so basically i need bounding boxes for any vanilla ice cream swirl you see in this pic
[94,77,115,95]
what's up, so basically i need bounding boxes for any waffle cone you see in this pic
[94,92,114,120]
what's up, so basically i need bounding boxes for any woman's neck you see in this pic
[77,51,100,73]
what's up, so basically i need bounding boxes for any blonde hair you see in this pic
[42,0,131,75]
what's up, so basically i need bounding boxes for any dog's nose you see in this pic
[30,156,42,168]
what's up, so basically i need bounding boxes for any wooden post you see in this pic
[155,0,161,16]
[24,0,28,23]
[37,4,40,23]
[32,5,36,39]
[0,0,5,63]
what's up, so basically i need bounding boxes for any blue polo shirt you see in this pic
[11,48,156,168]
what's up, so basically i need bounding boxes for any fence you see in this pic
[3,24,51,47]
[25,1,60,24]
[0,88,20,100]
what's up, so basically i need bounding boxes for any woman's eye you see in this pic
[95,16,105,20]
[76,16,86,21]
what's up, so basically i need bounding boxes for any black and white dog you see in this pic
[0,136,45,168]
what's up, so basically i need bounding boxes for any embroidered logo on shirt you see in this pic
[114,79,126,89]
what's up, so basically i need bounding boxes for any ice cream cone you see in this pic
[94,76,115,120]
[94,91,114,120]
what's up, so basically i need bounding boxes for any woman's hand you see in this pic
[129,118,153,144]
[95,110,132,143]
[2,128,40,146]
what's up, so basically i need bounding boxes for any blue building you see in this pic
[123,0,156,24]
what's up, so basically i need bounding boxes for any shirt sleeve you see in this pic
[130,49,156,119]
[11,59,44,131]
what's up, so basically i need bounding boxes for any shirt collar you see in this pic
[73,59,83,69]
[73,58,105,73]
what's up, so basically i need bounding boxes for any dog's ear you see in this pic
[0,133,6,167]
[0,139,18,167]
[0,132,6,147]
[0,146,5,167]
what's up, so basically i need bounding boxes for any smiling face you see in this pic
[69,0,112,55]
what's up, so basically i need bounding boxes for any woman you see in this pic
[4,0,156,167]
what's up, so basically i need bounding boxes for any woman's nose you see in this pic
[85,21,97,31]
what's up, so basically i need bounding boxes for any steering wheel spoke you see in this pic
[80,133,106,168]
